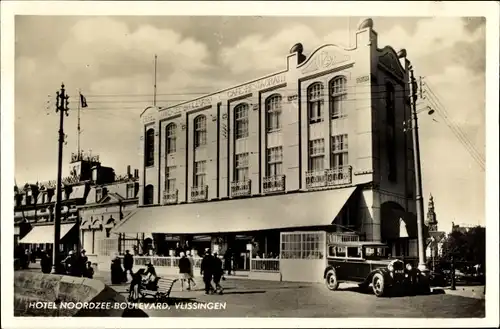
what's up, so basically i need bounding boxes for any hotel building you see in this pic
[115,18,421,282]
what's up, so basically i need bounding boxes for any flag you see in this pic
[80,93,88,108]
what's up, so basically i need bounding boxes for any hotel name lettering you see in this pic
[155,73,285,121]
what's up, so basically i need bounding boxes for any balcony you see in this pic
[305,166,352,189]
[231,180,251,197]
[163,190,178,205]
[191,185,208,202]
[263,175,286,193]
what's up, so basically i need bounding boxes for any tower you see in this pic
[426,194,438,231]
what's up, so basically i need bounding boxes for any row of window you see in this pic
[145,76,349,168]
[308,135,348,172]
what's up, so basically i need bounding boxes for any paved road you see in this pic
[21,265,485,318]
[108,276,485,318]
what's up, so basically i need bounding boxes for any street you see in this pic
[107,275,485,318]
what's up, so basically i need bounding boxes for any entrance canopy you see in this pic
[19,223,76,244]
[114,186,357,234]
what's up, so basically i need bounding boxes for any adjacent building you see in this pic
[14,151,140,266]
[114,18,422,282]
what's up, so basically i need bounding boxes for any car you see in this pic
[323,241,428,297]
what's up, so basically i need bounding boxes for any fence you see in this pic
[250,258,280,272]
[125,256,280,273]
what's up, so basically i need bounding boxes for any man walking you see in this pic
[212,252,224,295]
[123,250,134,281]
[178,252,192,291]
[200,249,215,295]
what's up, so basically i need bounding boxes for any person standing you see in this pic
[200,249,215,295]
[79,249,88,277]
[224,249,232,276]
[40,250,52,274]
[123,250,134,282]
[178,252,192,291]
[212,252,224,295]
[186,251,197,289]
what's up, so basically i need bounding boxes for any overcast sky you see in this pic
[14,16,485,231]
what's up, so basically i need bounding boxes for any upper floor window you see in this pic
[96,188,102,202]
[330,76,347,119]
[234,103,249,139]
[145,128,155,167]
[307,83,324,124]
[266,147,283,176]
[144,184,154,205]
[308,139,325,172]
[126,183,135,199]
[194,161,207,187]
[386,83,397,182]
[194,115,207,148]
[331,134,349,169]
[234,153,249,182]
[266,95,282,132]
[166,123,177,154]
[165,166,176,192]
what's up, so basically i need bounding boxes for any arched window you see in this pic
[386,83,397,182]
[330,76,347,119]
[234,103,249,139]
[307,82,324,124]
[145,128,155,167]
[166,123,177,154]
[144,184,154,205]
[266,95,282,132]
[194,115,207,148]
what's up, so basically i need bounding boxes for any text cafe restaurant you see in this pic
[114,19,420,283]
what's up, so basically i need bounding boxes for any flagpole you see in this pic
[154,54,157,106]
[77,89,81,159]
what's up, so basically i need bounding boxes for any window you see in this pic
[308,139,325,171]
[165,166,176,192]
[234,153,249,181]
[307,83,324,124]
[194,161,206,187]
[266,147,283,176]
[331,134,349,169]
[281,232,324,259]
[95,188,102,202]
[266,95,282,132]
[166,123,177,154]
[386,83,397,182]
[145,128,155,167]
[330,76,347,119]
[347,246,362,258]
[126,183,135,199]
[328,246,347,258]
[234,103,249,139]
[144,185,154,205]
[194,115,207,148]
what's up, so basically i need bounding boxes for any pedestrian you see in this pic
[84,261,94,279]
[110,255,125,284]
[123,250,134,282]
[212,252,224,295]
[200,249,215,295]
[40,250,52,274]
[178,252,192,291]
[174,242,182,257]
[79,249,88,277]
[186,251,197,289]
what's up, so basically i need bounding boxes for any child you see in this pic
[85,261,94,279]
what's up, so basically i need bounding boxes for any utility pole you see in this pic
[408,67,429,275]
[77,89,81,158]
[52,83,70,274]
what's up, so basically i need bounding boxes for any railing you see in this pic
[191,185,208,202]
[263,175,285,193]
[305,165,352,188]
[163,189,178,205]
[327,232,360,244]
[130,256,203,270]
[250,258,280,272]
[231,179,251,197]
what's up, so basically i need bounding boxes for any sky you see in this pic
[14,15,486,232]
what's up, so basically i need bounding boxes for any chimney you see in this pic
[127,165,131,177]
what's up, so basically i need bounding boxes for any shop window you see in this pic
[281,232,324,259]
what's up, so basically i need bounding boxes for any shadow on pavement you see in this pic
[339,285,444,298]
[220,290,266,295]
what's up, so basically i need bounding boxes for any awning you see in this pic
[19,223,76,244]
[114,186,357,234]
